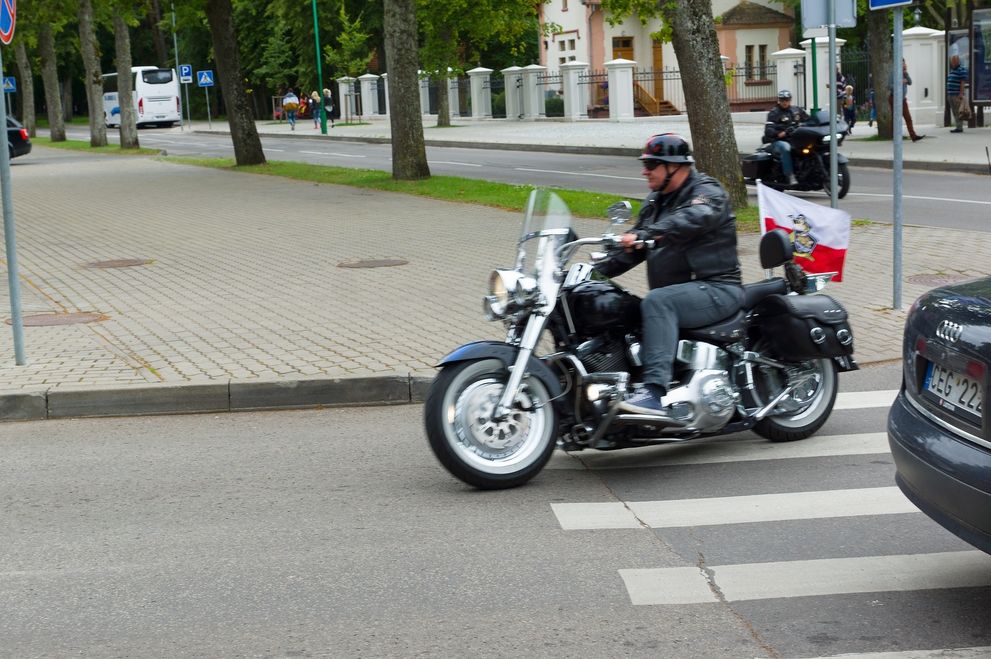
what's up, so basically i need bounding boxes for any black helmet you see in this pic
[777,89,792,100]
[639,133,694,165]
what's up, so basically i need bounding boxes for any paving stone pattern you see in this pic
[0,149,987,392]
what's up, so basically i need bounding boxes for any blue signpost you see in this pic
[870,0,909,309]
[197,70,214,129]
[0,0,24,364]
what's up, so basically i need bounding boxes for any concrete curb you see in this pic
[1,373,435,423]
[2,359,899,422]
[194,129,988,174]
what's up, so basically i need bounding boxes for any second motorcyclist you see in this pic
[593,134,744,415]
[763,89,810,186]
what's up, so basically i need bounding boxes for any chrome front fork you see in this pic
[493,314,549,419]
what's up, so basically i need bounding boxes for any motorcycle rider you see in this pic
[764,89,810,186]
[594,134,744,415]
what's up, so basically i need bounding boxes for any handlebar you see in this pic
[555,233,654,263]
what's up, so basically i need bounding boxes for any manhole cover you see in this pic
[10,312,108,327]
[906,273,974,287]
[86,259,153,268]
[337,259,409,269]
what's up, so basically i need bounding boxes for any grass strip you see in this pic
[167,156,762,232]
[33,135,161,156]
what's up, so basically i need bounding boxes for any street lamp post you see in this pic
[312,0,327,134]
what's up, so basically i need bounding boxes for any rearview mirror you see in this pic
[605,200,632,224]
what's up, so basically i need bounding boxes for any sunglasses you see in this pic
[641,160,666,171]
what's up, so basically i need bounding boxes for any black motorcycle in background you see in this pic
[742,110,850,199]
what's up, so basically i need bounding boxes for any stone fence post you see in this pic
[501,66,523,120]
[604,58,636,122]
[520,64,546,120]
[380,73,390,114]
[560,61,589,121]
[467,67,493,119]
[358,73,380,116]
[336,76,356,120]
[448,74,460,119]
[771,47,806,106]
[418,71,431,115]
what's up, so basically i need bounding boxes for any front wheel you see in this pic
[752,357,838,442]
[424,358,558,489]
[822,162,851,199]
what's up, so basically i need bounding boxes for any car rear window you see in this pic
[142,70,173,85]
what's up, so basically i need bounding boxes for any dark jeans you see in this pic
[640,281,744,389]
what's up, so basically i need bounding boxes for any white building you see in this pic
[539,0,794,113]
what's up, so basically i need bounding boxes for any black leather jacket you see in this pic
[594,170,742,289]
[763,104,811,143]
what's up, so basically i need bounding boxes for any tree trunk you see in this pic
[383,0,430,180]
[205,0,266,166]
[38,25,66,142]
[436,74,450,127]
[62,72,74,122]
[114,14,140,149]
[867,9,893,140]
[78,0,108,146]
[148,0,169,68]
[14,41,36,137]
[665,1,747,209]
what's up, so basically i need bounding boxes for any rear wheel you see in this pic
[424,359,558,489]
[752,357,838,442]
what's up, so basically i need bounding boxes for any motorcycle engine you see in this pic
[665,369,738,432]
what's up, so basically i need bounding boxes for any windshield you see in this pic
[515,189,573,278]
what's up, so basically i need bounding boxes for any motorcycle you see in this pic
[424,190,858,490]
[741,109,851,199]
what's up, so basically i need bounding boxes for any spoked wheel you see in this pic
[752,356,838,442]
[823,162,851,199]
[424,359,558,489]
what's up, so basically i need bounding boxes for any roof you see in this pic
[719,1,793,27]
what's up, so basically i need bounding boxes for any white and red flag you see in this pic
[757,181,851,282]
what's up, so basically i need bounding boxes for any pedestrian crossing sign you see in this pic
[197,70,214,87]
[2,77,14,93]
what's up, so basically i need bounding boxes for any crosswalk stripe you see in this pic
[551,486,916,530]
[811,647,991,659]
[619,551,991,605]
[546,431,890,471]
[835,389,898,410]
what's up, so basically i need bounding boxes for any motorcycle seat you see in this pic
[742,277,789,309]
[681,309,746,344]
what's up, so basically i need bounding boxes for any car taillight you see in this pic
[19,129,27,140]
[138,97,144,115]
[176,96,180,113]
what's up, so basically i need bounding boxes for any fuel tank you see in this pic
[564,280,642,335]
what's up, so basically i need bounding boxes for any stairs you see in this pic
[633,82,680,116]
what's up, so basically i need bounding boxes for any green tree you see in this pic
[417,0,546,127]
[602,0,747,208]
[384,0,429,179]
[323,4,373,79]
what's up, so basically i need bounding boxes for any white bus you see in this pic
[102,66,180,128]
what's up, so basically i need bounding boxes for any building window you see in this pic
[554,32,578,67]
[562,0,568,9]
[758,45,768,79]
[745,45,754,79]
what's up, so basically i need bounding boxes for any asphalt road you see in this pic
[72,126,991,233]
[5,362,991,657]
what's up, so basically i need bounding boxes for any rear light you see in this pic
[967,360,986,380]
[18,128,27,140]
[176,96,180,113]
[138,97,144,115]
[915,336,927,357]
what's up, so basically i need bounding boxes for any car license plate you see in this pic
[923,361,984,422]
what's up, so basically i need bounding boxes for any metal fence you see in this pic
[485,74,507,118]
[579,69,608,117]
[724,64,780,112]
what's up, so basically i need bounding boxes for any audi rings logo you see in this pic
[936,320,963,343]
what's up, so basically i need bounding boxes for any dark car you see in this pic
[6,116,30,159]
[888,276,991,552]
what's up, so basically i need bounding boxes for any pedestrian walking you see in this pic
[309,91,321,128]
[322,88,336,127]
[947,54,970,133]
[888,59,924,142]
[842,84,856,134]
[282,88,299,131]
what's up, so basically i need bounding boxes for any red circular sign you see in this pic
[0,0,16,46]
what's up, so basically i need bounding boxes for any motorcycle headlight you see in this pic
[513,276,538,306]
[483,269,523,320]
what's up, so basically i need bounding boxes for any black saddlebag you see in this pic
[752,293,853,360]
[740,151,772,180]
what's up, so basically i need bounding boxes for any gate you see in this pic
[840,47,871,121]
[579,69,608,118]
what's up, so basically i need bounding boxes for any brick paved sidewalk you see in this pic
[0,148,988,419]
